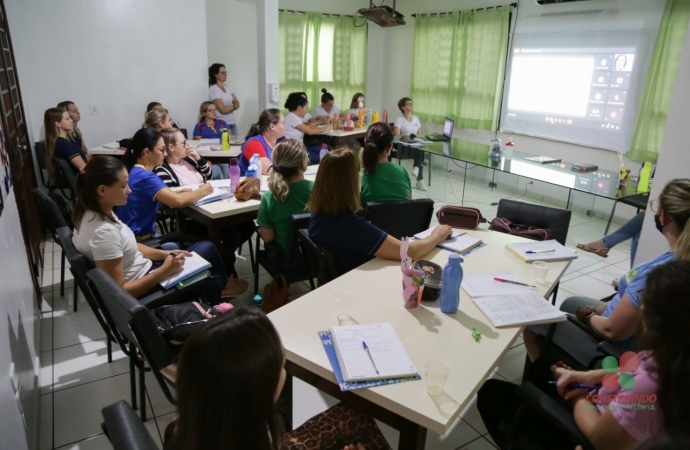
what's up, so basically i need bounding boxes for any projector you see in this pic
[358,4,406,28]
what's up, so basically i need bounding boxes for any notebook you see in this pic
[506,240,578,263]
[198,138,220,145]
[525,156,562,164]
[158,252,212,289]
[461,272,535,298]
[194,187,231,206]
[414,227,483,254]
[102,141,120,149]
[472,291,567,327]
[328,323,418,383]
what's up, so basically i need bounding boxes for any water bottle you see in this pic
[229,157,240,194]
[366,108,373,125]
[382,109,388,124]
[319,144,328,161]
[439,254,464,314]
[246,153,259,178]
[221,128,229,151]
[372,111,379,123]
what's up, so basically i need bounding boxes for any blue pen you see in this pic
[548,381,599,390]
[526,249,555,254]
[362,341,379,375]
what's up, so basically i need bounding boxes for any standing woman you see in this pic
[360,123,411,205]
[44,107,88,182]
[312,89,340,119]
[57,101,88,153]
[284,95,331,164]
[143,108,175,131]
[208,63,240,137]
[394,97,426,191]
[240,108,285,175]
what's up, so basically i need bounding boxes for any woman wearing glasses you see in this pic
[208,63,240,137]
[193,101,230,179]
[394,97,426,191]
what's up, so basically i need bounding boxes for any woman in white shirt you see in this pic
[394,97,426,191]
[312,89,341,119]
[284,94,332,164]
[208,63,240,136]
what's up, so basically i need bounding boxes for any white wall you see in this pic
[6,0,209,148]
[635,20,690,266]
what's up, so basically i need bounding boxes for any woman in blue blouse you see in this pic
[44,106,89,183]
[193,101,229,140]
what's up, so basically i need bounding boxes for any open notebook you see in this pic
[414,228,483,254]
[329,323,418,383]
[506,240,578,262]
[157,252,212,289]
[195,187,231,206]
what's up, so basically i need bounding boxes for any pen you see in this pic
[548,381,599,390]
[362,341,379,375]
[494,277,536,288]
[526,249,555,254]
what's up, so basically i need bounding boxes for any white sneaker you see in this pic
[412,166,419,177]
[416,180,427,191]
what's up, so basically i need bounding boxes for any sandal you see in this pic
[576,243,609,258]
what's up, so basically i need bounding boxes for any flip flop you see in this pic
[576,243,609,258]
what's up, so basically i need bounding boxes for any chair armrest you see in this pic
[101,400,159,450]
[142,232,202,250]
[597,341,624,359]
[515,382,596,450]
[138,277,209,309]
[565,313,602,341]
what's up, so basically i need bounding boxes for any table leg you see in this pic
[398,424,427,450]
[605,201,619,235]
[208,220,224,248]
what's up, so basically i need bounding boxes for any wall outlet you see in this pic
[90,104,98,115]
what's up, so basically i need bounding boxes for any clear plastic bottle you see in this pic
[439,254,464,314]
[229,158,240,194]
[319,144,328,161]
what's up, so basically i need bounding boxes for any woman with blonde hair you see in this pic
[154,128,212,187]
[193,101,229,140]
[143,107,174,130]
[44,106,88,182]
[257,139,312,269]
[57,101,88,153]
[307,148,451,275]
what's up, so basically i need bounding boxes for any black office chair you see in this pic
[364,198,434,239]
[253,213,315,294]
[179,128,188,140]
[34,140,51,190]
[297,229,340,287]
[33,188,73,299]
[88,268,179,421]
[51,156,77,203]
[101,400,160,450]
[491,199,571,246]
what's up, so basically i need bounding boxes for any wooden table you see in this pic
[89,140,242,162]
[268,229,570,450]
[329,128,368,147]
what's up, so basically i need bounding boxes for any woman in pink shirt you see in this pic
[154,128,213,187]
[478,260,690,449]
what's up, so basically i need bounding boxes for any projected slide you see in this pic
[500,32,649,153]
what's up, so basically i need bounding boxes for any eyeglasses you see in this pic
[219,71,228,75]
[405,102,414,106]
[156,145,166,152]
[206,109,217,113]
[650,199,659,213]
[175,140,188,147]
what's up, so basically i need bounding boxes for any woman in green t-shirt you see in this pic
[360,122,412,206]
[257,139,313,269]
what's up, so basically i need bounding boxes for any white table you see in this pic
[330,127,368,147]
[89,140,242,160]
[268,228,570,450]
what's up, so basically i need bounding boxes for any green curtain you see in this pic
[410,7,510,131]
[279,12,368,112]
[627,0,690,163]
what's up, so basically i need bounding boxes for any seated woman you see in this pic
[192,101,229,140]
[71,156,233,303]
[478,259,690,450]
[57,101,88,153]
[577,212,644,268]
[360,122,412,205]
[44,106,88,181]
[394,97,426,192]
[347,92,366,118]
[146,102,180,130]
[154,127,212,187]
[113,127,213,241]
[143,107,175,131]
[257,139,312,269]
[284,94,332,164]
[524,178,690,366]
[312,89,341,119]
[308,148,451,275]
[164,308,391,450]
[240,108,284,175]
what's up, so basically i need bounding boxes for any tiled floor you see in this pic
[38,162,630,449]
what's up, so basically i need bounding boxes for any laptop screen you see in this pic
[443,118,455,138]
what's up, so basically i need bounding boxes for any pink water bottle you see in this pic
[382,108,388,123]
[229,158,240,194]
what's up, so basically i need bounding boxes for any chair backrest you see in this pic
[101,400,160,450]
[33,188,69,242]
[35,140,49,188]
[297,228,339,286]
[51,156,77,200]
[364,198,435,240]
[285,213,312,259]
[493,199,571,246]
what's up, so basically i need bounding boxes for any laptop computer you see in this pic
[426,118,454,142]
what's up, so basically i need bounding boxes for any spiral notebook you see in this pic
[157,252,212,289]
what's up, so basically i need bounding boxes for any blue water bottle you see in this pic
[319,144,328,161]
[439,254,464,314]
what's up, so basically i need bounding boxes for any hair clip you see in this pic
[271,164,282,173]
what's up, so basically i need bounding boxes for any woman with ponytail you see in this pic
[524,178,690,366]
[57,101,88,153]
[143,108,174,130]
[256,139,312,269]
[360,123,411,205]
[44,107,88,183]
[312,89,340,119]
[240,108,285,175]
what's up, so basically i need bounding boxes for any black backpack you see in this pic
[151,301,219,346]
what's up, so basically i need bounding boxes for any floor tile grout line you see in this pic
[481,433,500,449]
[42,336,111,354]
[53,432,105,449]
[47,371,130,394]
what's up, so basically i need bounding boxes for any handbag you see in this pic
[261,275,290,314]
[436,205,487,229]
[489,217,551,241]
[151,301,233,346]
[234,177,261,201]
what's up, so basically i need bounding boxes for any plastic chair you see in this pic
[101,400,160,450]
[363,198,434,240]
[297,229,340,287]
[88,268,179,421]
[253,213,315,294]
